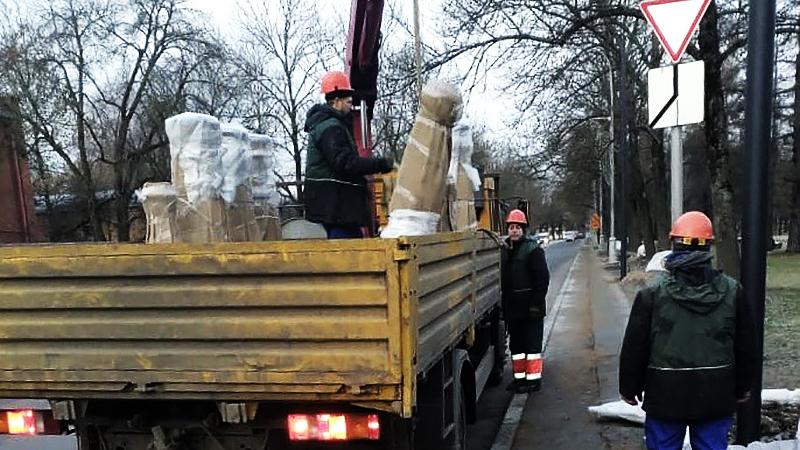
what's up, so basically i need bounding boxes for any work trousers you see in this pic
[323,225,363,239]
[645,415,733,450]
[507,317,544,382]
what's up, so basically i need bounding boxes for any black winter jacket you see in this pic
[619,265,757,421]
[303,104,390,228]
[501,235,550,320]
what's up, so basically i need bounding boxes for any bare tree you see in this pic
[236,0,337,203]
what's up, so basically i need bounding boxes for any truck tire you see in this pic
[488,316,507,386]
[452,381,468,450]
[386,416,413,450]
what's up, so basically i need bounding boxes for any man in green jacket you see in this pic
[501,209,550,393]
[619,211,757,450]
[303,70,393,239]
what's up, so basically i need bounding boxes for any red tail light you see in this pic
[287,413,380,441]
[367,414,380,440]
[6,410,38,435]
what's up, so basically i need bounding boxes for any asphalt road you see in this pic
[0,239,583,450]
[466,239,582,450]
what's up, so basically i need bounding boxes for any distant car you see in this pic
[564,231,577,242]
[536,232,550,247]
[576,231,586,239]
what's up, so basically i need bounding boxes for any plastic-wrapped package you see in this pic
[165,112,223,204]
[164,112,226,243]
[137,182,177,243]
[447,120,480,231]
[249,134,281,206]
[220,123,252,204]
[380,209,441,238]
[450,120,481,191]
[220,123,259,242]
[249,134,282,240]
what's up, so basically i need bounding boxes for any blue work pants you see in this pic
[645,415,732,450]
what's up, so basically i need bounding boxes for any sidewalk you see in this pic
[511,245,644,449]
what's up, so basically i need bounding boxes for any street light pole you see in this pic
[412,0,423,97]
[736,0,776,444]
[607,61,618,265]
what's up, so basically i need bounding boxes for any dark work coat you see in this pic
[501,235,550,320]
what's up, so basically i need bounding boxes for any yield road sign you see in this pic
[640,0,712,63]
[648,60,705,129]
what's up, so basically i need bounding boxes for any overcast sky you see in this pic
[183,0,513,137]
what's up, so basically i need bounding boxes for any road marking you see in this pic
[490,248,584,450]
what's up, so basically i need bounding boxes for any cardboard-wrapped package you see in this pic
[382,80,463,237]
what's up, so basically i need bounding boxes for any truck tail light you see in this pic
[287,413,380,441]
[6,410,39,435]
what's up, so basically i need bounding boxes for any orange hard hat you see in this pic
[669,211,714,244]
[506,209,528,225]
[321,71,354,96]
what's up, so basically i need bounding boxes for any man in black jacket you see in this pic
[303,70,393,239]
[502,209,550,393]
[619,211,757,450]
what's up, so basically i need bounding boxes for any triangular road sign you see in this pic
[640,0,712,63]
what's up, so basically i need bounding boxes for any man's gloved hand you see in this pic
[378,156,394,174]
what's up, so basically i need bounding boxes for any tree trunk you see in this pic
[787,32,800,253]
[698,3,740,278]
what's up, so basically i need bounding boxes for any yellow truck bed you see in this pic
[0,232,500,418]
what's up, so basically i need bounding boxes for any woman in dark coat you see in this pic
[502,209,550,393]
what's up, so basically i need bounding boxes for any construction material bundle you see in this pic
[381,80,463,238]
[140,112,281,244]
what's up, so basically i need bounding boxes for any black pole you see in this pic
[736,0,776,444]
[618,40,628,280]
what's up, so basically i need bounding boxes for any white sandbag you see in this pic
[762,389,800,405]
[646,250,672,272]
[220,123,252,204]
[165,112,223,204]
[587,400,646,425]
[381,209,441,238]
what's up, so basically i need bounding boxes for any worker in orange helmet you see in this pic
[619,211,757,450]
[501,209,550,393]
[303,70,393,239]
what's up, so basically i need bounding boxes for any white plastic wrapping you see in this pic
[380,209,441,238]
[136,182,177,203]
[249,133,281,206]
[587,400,646,425]
[165,112,223,204]
[220,123,252,204]
[450,120,482,191]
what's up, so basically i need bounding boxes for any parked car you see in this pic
[536,232,550,247]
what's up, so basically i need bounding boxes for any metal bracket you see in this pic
[50,400,76,421]
[216,402,258,424]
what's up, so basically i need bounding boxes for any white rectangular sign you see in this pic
[647,60,705,129]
